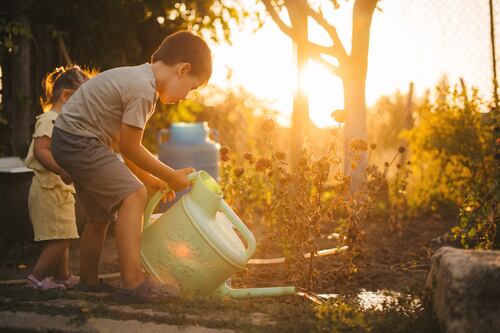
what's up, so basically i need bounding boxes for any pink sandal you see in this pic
[52,274,80,289]
[26,274,65,290]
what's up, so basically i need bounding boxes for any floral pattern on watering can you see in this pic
[153,223,217,283]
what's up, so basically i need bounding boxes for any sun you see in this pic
[300,60,344,127]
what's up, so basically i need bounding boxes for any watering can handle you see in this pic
[219,200,257,261]
[143,189,169,231]
[144,172,198,231]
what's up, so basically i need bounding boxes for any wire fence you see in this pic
[371,0,500,105]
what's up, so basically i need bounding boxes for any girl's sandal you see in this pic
[52,274,80,289]
[26,274,66,290]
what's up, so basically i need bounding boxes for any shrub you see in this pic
[403,79,499,249]
[220,117,406,289]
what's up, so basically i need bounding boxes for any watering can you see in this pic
[140,170,296,298]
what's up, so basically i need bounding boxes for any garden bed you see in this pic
[0,212,452,332]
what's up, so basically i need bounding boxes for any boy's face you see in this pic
[158,63,205,104]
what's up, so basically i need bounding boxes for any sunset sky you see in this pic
[207,0,497,127]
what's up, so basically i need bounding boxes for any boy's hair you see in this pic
[151,30,212,84]
[41,65,90,111]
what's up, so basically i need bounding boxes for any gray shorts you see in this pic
[52,127,143,223]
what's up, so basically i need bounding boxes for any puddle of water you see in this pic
[314,289,420,310]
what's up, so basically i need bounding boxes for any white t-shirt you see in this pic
[55,63,158,146]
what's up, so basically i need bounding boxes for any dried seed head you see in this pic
[243,152,254,160]
[234,167,245,178]
[370,143,377,150]
[261,119,276,132]
[349,138,369,151]
[298,157,308,167]
[275,151,286,161]
[398,146,406,154]
[330,109,347,123]
[243,152,255,164]
[256,158,272,171]
[220,146,230,156]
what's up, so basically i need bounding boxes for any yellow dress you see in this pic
[25,110,79,241]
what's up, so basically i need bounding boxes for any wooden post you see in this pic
[399,81,414,166]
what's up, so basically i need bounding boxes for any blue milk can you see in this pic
[158,122,220,208]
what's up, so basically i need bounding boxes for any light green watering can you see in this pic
[140,170,296,298]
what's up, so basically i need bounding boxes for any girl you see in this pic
[25,66,89,289]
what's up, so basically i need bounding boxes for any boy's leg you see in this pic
[79,220,112,287]
[51,129,149,291]
[32,239,71,280]
[115,186,147,289]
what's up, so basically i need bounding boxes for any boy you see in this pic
[51,31,212,302]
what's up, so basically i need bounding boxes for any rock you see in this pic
[426,246,500,333]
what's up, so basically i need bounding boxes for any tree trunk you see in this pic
[342,66,367,190]
[287,1,309,171]
[342,0,377,191]
[11,0,32,157]
[0,55,13,156]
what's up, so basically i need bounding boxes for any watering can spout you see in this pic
[216,282,296,298]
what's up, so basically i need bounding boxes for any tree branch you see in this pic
[261,0,296,40]
[303,3,348,65]
[312,54,342,77]
[303,42,343,77]
[57,35,72,65]
[262,0,343,77]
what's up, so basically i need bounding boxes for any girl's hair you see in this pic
[40,65,90,111]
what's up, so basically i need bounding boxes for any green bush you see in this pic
[403,79,499,248]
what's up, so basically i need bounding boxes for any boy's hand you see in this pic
[145,178,175,203]
[60,169,73,185]
[168,167,195,192]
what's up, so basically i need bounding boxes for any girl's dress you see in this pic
[25,110,79,241]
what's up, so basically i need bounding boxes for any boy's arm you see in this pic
[119,123,193,192]
[123,155,162,186]
[123,156,176,202]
